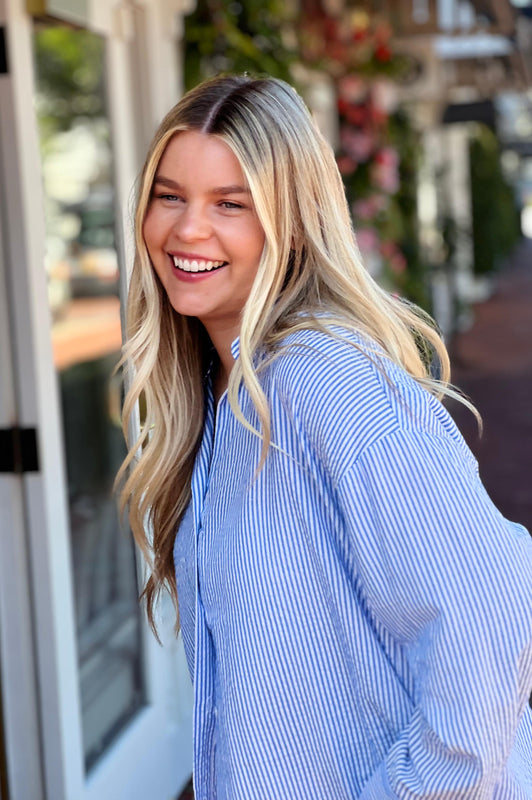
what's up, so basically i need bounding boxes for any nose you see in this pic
[174,202,212,242]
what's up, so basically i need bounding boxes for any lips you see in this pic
[171,255,228,273]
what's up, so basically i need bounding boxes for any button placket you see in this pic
[192,388,216,798]
[193,384,233,798]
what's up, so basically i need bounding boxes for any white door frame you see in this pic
[0,1,193,797]
[0,8,47,796]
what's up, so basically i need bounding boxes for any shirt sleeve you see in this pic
[336,428,532,799]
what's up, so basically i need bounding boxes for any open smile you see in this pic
[171,255,228,273]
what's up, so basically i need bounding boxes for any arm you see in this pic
[337,429,532,798]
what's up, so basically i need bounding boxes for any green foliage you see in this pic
[33,27,105,144]
[388,110,428,306]
[469,125,520,275]
[184,0,296,89]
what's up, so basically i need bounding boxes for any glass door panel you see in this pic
[32,24,146,772]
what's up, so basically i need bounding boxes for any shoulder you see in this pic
[267,325,414,423]
[264,326,467,477]
[268,326,391,417]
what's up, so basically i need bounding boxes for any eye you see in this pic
[219,201,244,210]
[151,188,185,203]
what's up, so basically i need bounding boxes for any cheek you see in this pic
[141,214,165,286]
[142,211,156,253]
[142,204,169,255]
[247,226,265,263]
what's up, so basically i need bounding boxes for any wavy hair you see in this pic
[117,74,476,633]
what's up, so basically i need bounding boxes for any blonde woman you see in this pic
[119,75,532,799]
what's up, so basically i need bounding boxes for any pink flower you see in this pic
[390,253,407,274]
[352,199,375,221]
[380,240,396,258]
[340,128,376,162]
[337,155,357,176]
[380,241,407,274]
[352,194,388,221]
[356,227,379,254]
[371,148,399,194]
[338,75,367,104]
[375,147,398,167]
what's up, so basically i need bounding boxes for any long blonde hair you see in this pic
[118,74,474,633]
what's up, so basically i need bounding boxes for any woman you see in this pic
[118,75,532,799]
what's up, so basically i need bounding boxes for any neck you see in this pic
[213,363,229,402]
[203,322,238,398]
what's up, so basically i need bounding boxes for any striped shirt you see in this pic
[174,326,532,799]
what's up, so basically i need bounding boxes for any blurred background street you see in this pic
[450,237,532,533]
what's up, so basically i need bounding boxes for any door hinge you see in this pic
[0,28,8,76]
[0,427,40,473]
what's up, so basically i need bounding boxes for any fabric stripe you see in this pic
[173,327,532,799]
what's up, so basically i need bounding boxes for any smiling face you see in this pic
[143,131,266,348]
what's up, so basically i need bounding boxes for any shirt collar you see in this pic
[230,337,240,360]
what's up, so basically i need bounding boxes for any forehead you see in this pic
[155,131,247,186]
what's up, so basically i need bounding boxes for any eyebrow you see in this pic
[154,176,250,194]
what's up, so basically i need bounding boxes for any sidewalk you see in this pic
[449,238,532,533]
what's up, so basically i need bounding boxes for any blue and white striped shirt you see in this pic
[174,327,532,799]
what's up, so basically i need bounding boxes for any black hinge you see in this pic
[0,27,8,75]
[0,427,40,473]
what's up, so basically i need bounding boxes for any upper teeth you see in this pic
[172,257,225,272]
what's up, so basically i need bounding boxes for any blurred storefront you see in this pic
[0,1,194,799]
[389,0,531,334]
[294,0,531,336]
